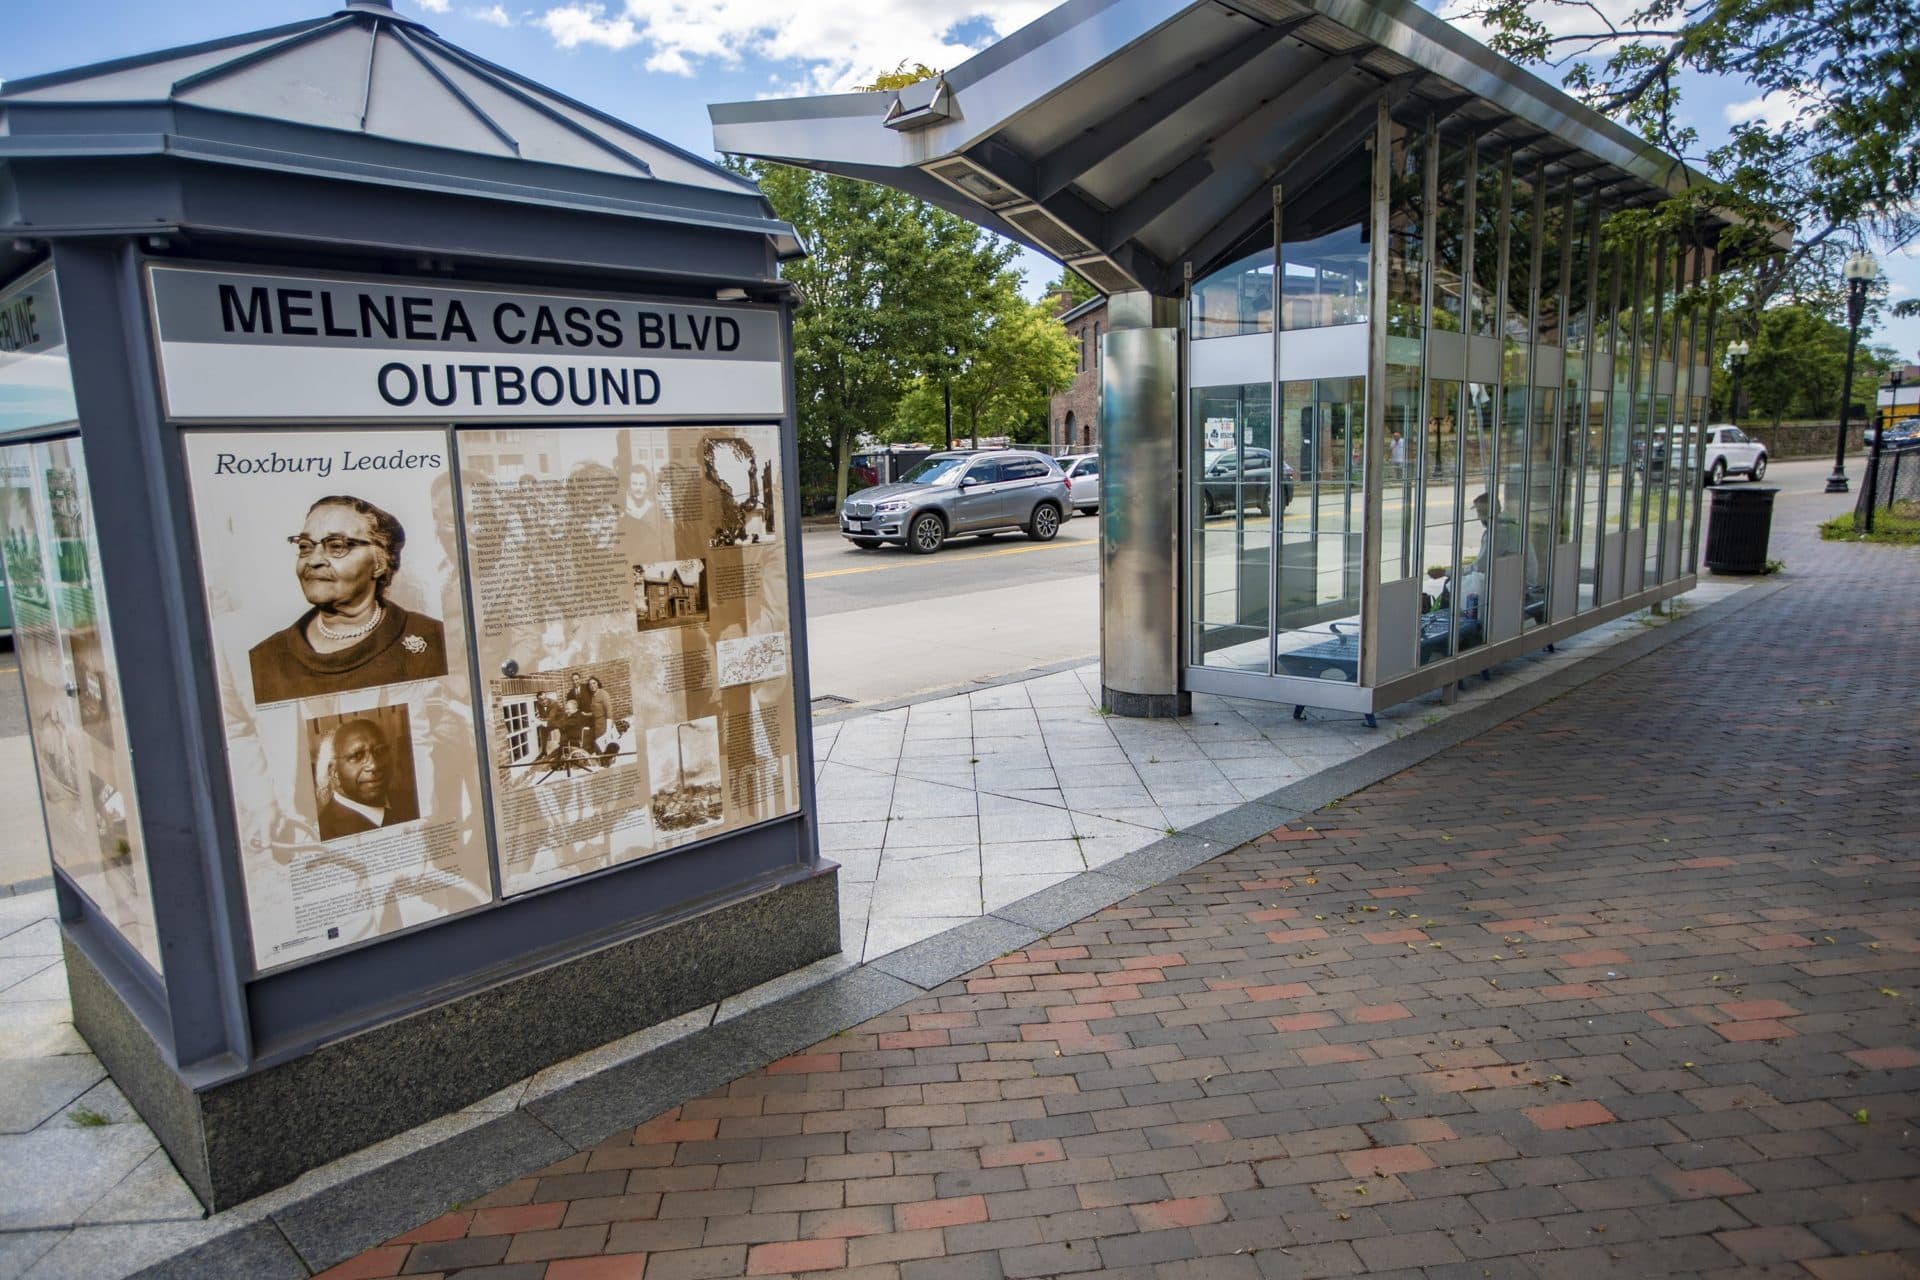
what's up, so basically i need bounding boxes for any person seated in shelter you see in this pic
[1433,491,1539,615]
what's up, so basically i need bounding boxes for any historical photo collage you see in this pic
[183,423,798,966]
[460,425,797,895]
[1,440,161,974]
[184,429,492,969]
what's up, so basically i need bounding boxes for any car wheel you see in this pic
[1254,492,1271,517]
[1025,503,1061,542]
[849,537,882,549]
[1750,453,1766,481]
[907,512,945,554]
[1706,459,1725,486]
[1281,484,1294,509]
[1201,491,1218,519]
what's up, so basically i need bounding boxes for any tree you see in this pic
[1047,267,1100,310]
[1460,0,1920,319]
[888,277,1078,445]
[1715,306,1899,424]
[739,160,1018,509]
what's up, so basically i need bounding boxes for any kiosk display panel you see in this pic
[1,439,161,972]
[183,429,494,970]
[458,425,799,895]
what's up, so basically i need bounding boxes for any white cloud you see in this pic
[1724,90,1819,131]
[415,0,451,11]
[538,3,642,50]
[471,3,513,25]
[530,0,1055,92]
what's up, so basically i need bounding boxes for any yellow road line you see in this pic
[804,535,1088,580]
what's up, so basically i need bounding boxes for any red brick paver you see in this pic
[327,508,1919,1278]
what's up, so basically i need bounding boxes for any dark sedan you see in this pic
[1199,448,1295,518]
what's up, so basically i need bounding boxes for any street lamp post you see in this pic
[1725,340,1749,425]
[1865,366,1903,534]
[1826,249,1878,495]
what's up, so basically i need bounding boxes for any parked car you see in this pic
[1879,422,1920,450]
[1199,447,1295,517]
[1639,424,1768,485]
[1700,424,1767,485]
[839,450,1071,553]
[1058,453,1100,513]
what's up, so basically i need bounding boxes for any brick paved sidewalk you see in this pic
[319,534,1919,1278]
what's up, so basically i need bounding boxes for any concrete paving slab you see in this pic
[76,1149,203,1227]
[0,1229,62,1280]
[0,1126,157,1230]
[0,1057,107,1133]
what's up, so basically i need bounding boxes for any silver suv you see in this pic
[840,450,1071,553]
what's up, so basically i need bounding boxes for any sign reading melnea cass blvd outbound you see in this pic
[146,265,786,422]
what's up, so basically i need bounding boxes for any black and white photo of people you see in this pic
[491,660,637,782]
[307,709,422,841]
[249,494,449,704]
[537,670,627,773]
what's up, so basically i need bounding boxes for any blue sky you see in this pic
[6,0,1916,365]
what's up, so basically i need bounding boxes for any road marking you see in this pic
[804,536,1089,580]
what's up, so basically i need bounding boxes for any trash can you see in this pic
[1704,486,1778,573]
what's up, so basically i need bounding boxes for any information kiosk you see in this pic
[0,0,832,1208]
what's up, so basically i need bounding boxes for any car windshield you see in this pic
[899,456,971,486]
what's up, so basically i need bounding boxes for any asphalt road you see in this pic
[797,508,1098,618]
[797,509,1102,709]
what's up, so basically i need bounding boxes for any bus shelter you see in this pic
[1,0,832,1208]
[713,0,1761,720]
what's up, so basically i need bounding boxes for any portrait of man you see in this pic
[312,715,421,841]
[249,495,449,704]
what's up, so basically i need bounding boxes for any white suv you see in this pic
[1701,424,1767,485]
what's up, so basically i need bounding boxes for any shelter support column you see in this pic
[1099,291,1189,718]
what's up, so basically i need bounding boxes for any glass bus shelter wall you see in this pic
[1186,109,1715,713]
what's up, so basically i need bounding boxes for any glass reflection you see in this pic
[1433,142,1468,332]
[1191,383,1275,671]
[1281,150,1369,329]
[1192,239,1274,339]
[1274,378,1364,680]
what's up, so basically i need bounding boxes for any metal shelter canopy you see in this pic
[710,0,1717,295]
[0,0,801,280]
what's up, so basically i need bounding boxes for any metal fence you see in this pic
[1856,442,1920,531]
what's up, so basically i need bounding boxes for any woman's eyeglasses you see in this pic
[288,535,375,559]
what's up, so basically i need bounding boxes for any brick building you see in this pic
[1048,292,1106,455]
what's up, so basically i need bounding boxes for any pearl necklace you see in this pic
[315,605,384,642]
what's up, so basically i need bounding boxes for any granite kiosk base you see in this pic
[67,864,840,1211]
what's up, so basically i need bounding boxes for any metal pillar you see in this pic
[1099,291,1189,718]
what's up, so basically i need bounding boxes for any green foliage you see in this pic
[1048,267,1101,308]
[1460,0,1920,325]
[69,1108,109,1128]
[855,62,942,92]
[1737,306,1848,423]
[887,280,1077,446]
[1822,507,1920,544]
[739,160,1019,510]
